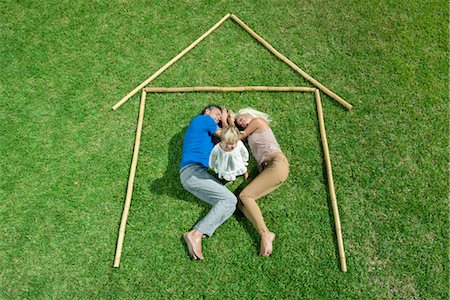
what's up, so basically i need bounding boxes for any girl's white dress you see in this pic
[209,140,249,181]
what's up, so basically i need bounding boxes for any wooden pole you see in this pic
[112,14,231,111]
[230,14,353,110]
[314,89,347,272]
[144,86,316,93]
[113,89,147,267]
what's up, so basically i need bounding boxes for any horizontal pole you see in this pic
[143,86,317,93]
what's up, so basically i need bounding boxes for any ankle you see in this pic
[260,231,275,238]
[191,229,204,238]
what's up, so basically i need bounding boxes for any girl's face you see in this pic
[205,108,222,124]
[221,141,237,152]
[235,114,253,128]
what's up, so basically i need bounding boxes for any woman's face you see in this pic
[205,108,222,124]
[235,114,253,128]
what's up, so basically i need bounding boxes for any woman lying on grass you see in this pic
[233,107,289,256]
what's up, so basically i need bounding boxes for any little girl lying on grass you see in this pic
[209,125,249,183]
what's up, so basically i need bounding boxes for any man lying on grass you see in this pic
[180,104,235,260]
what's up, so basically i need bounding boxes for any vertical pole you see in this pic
[314,89,347,272]
[114,89,147,267]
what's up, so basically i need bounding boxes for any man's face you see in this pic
[205,108,221,124]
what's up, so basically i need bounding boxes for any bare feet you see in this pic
[183,229,204,260]
[259,232,276,256]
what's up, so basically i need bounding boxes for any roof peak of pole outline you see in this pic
[112,13,352,111]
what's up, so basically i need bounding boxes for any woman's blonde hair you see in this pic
[234,107,271,123]
[220,125,240,144]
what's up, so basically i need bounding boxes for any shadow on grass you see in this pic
[148,128,262,253]
[148,127,208,258]
[148,127,205,206]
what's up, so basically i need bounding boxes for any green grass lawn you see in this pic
[1,0,447,298]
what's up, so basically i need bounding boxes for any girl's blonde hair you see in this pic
[220,125,240,144]
[234,107,271,123]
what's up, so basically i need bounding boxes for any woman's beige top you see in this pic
[247,128,282,171]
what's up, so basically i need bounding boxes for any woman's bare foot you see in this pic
[259,232,276,256]
[183,229,204,260]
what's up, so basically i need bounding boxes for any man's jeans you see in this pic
[180,164,237,236]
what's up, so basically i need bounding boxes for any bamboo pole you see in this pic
[314,89,347,272]
[144,86,316,93]
[230,14,353,110]
[112,14,231,111]
[113,90,147,268]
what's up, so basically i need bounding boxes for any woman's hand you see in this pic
[220,107,229,126]
[227,109,235,126]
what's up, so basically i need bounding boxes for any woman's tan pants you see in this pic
[238,152,289,234]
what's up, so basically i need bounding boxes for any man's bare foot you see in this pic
[183,229,204,260]
[259,232,276,256]
[244,172,249,181]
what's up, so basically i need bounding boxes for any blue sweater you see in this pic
[180,114,218,170]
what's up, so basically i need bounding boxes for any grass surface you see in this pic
[1,0,448,299]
